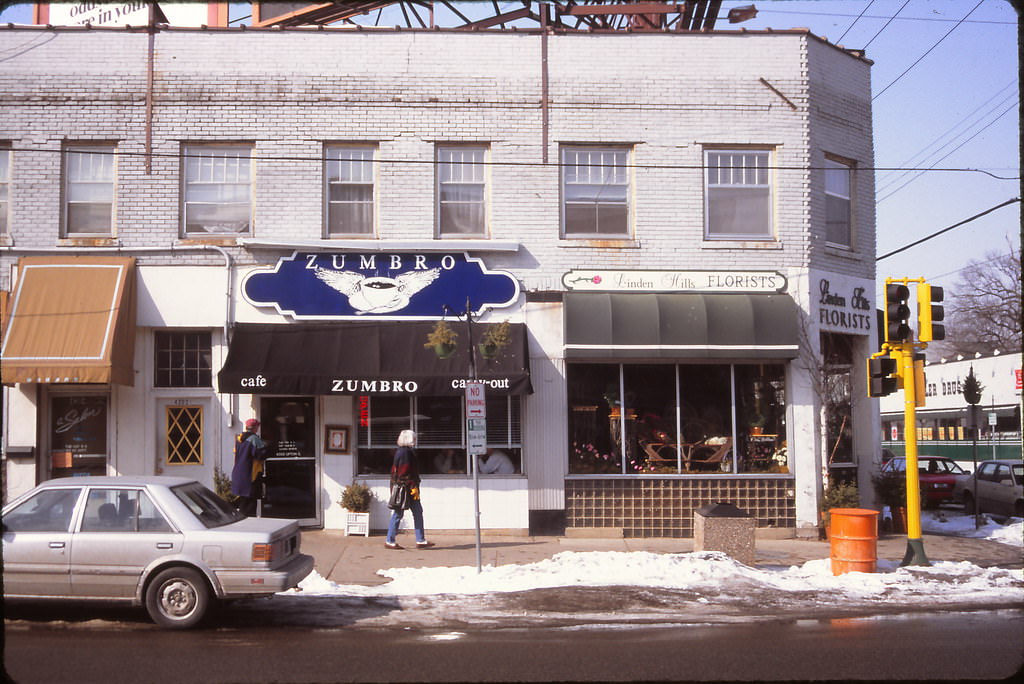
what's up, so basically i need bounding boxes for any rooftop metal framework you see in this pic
[251,1,758,31]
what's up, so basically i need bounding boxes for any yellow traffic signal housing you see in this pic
[867,353,899,397]
[917,283,945,342]
[884,283,912,343]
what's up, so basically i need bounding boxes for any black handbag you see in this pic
[388,483,410,511]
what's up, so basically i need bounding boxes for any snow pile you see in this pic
[921,511,1023,547]
[288,511,1023,609]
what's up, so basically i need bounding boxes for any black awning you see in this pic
[564,293,800,359]
[218,321,532,396]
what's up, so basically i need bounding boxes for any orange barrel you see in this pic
[829,508,879,575]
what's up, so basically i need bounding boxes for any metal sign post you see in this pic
[466,380,487,573]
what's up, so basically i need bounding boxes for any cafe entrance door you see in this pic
[258,397,320,526]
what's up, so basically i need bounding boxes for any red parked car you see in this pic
[879,456,967,508]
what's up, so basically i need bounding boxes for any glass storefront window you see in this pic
[357,395,522,476]
[568,363,788,475]
[50,395,108,478]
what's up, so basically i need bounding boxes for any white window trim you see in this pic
[560,145,631,239]
[324,144,377,238]
[436,144,488,238]
[181,144,254,237]
[703,148,774,241]
[0,147,10,238]
[824,155,854,250]
[63,144,116,238]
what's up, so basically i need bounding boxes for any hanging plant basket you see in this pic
[479,342,499,359]
[424,321,458,358]
[434,342,456,359]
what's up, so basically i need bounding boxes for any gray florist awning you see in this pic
[564,292,799,359]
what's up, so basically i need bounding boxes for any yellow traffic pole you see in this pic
[898,340,930,566]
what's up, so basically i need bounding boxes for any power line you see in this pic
[876,80,1017,190]
[4,145,1020,179]
[862,0,909,49]
[876,197,1021,261]
[876,101,1019,202]
[872,0,984,101]
[836,0,875,45]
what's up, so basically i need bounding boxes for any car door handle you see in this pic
[156,543,173,549]
[49,542,65,549]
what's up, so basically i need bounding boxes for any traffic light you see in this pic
[885,283,912,343]
[867,354,899,397]
[917,283,945,342]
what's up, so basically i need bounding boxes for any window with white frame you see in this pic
[705,149,772,239]
[0,147,9,235]
[825,157,853,247]
[325,146,375,236]
[182,145,252,236]
[561,147,629,237]
[64,145,115,236]
[437,146,486,236]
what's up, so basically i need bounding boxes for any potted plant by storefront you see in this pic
[424,320,458,359]
[820,479,859,538]
[872,470,909,534]
[478,320,511,359]
[339,481,373,537]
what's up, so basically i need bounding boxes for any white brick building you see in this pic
[1,12,880,537]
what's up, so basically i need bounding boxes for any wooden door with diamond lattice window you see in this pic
[159,400,207,475]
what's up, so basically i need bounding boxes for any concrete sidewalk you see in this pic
[300,529,1023,586]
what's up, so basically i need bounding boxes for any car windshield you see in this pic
[171,482,245,528]
[1012,464,1023,480]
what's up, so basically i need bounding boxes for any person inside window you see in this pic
[479,448,515,475]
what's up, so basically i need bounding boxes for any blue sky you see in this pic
[1,1,1019,303]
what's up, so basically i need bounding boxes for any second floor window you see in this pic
[562,147,629,237]
[154,330,212,388]
[705,150,772,239]
[437,146,485,236]
[325,146,375,236]
[182,145,252,236]
[825,157,853,248]
[0,148,9,235]
[64,145,115,236]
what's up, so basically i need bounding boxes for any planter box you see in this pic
[344,511,370,537]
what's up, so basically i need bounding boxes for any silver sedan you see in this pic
[2,476,314,628]
[953,460,1024,519]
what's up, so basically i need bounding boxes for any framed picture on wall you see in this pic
[324,426,349,454]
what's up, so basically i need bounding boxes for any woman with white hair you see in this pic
[385,429,433,549]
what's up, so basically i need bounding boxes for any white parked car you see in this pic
[953,460,1024,519]
[2,476,314,628]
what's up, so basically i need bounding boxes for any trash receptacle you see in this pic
[829,508,879,575]
[693,502,755,565]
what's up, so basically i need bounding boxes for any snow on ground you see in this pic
[921,510,1023,547]
[288,513,1023,611]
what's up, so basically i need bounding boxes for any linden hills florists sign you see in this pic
[811,271,874,334]
[562,269,787,293]
[242,252,520,320]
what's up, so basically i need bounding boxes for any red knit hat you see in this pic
[245,418,260,430]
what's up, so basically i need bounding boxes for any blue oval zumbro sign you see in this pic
[242,252,520,320]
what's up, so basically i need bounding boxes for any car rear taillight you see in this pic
[252,543,275,562]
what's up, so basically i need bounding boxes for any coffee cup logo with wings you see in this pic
[314,267,440,314]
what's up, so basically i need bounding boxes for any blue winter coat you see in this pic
[230,431,267,497]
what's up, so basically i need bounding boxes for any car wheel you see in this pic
[961,492,974,514]
[145,567,212,629]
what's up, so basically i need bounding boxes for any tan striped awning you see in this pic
[1,256,136,385]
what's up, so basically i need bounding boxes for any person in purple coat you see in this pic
[231,418,267,516]
[384,429,433,550]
